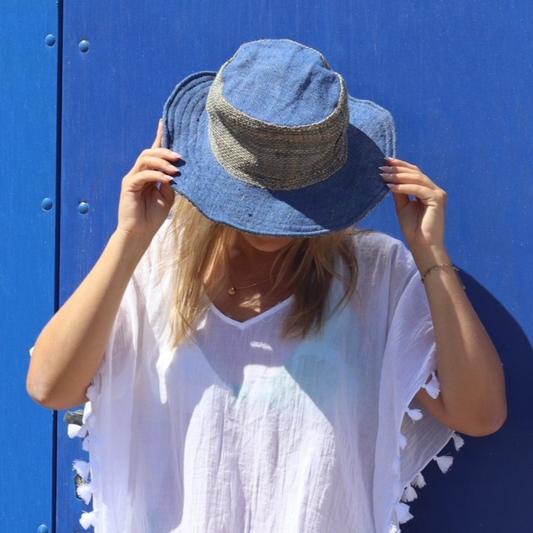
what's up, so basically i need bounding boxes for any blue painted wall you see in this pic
[3,0,531,531]
[0,0,58,531]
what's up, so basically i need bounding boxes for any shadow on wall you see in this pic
[404,269,533,532]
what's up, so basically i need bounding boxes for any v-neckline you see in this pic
[209,296,294,330]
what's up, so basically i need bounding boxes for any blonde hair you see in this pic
[168,195,359,347]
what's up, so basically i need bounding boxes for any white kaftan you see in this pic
[74,222,456,533]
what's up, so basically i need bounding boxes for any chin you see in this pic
[240,233,295,253]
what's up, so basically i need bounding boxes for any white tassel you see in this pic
[79,510,97,529]
[412,472,426,488]
[68,423,88,439]
[452,432,465,451]
[401,485,418,502]
[422,372,440,399]
[395,502,414,524]
[76,482,93,505]
[82,436,90,452]
[82,402,92,425]
[406,407,423,421]
[398,432,407,450]
[73,460,90,481]
[434,454,454,473]
[86,383,97,402]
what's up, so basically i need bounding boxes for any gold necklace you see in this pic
[228,276,272,296]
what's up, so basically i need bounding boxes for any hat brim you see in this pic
[163,72,396,237]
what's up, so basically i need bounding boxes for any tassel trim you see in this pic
[70,396,99,530]
[401,484,418,502]
[389,367,464,531]
[68,423,88,439]
[76,481,93,505]
[452,432,465,451]
[395,502,414,524]
[421,371,441,399]
[412,472,426,489]
[398,432,408,450]
[80,510,98,530]
[406,407,423,421]
[434,454,454,473]
[73,459,90,480]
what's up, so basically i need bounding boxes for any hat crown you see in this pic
[162,38,396,236]
[206,40,350,191]
[222,40,341,127]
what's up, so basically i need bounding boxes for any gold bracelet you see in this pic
[421,263,465,289]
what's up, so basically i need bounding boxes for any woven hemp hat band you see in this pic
[206,63,350,191]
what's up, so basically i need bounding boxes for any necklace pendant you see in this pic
[228,287,236,296]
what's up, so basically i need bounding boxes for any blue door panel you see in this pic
[57,0,532,531]
[0,0,58,531]
[57,2,188,529]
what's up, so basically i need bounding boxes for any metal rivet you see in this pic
[38,525,49,533]
[78,40,90,53]
[44,34,56,47]
[41,198,53,211]
[78,201,90,215]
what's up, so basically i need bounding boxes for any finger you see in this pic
[123,170,174,190]
[158,182,176,206]
[384,157,420,170]
[152,119,164,149]
[380,170,438,188]
[386,182,446,204]
[150,147,180,159]
[379,165,421,175]
[134,155,179,174]
[136,147,181,165]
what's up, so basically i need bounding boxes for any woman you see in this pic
[28,40,506,532]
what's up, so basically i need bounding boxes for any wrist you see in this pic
[409,243,451,275]
[110,228,152,263]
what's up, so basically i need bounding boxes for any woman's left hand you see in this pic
[381,158,507,436]
[380,158,447,251]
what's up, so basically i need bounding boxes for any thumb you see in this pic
[159,181,176,207]
[152,119,163,149]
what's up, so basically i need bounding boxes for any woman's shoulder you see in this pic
[352,230,411,262]
[351,229,417,285]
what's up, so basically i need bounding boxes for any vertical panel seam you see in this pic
[53,0,64,532]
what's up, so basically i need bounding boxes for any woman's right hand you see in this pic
[117,120,179,241]
[28,122,180,410]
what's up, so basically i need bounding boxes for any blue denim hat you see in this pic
[163,39,396,236]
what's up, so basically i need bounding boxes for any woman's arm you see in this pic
[27,122,178,410]
[381,158,507,436]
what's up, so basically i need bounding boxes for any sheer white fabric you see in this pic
[80,223,454,533]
